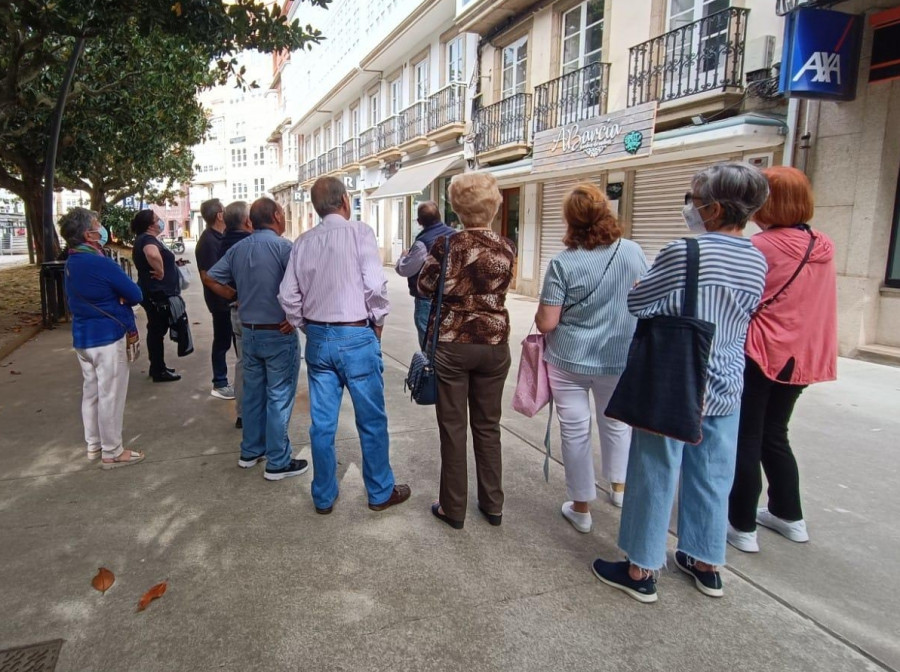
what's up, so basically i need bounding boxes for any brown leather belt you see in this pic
[305,319,368,327]
[243,323,283,330]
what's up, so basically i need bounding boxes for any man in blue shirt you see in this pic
[205,198,308,482]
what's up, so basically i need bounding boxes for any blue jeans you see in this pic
[240,328,300,470]
[304,325,394,509]
[617,412,740,569]
[413,297,432,350]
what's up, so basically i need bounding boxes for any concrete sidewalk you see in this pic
[0,271,896,672]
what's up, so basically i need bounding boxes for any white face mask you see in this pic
[682,203,709,234]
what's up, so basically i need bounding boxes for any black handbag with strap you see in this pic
[604,237,716,445]
[404,247,450,405]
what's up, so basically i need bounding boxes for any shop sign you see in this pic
[778,7,863,100]
[532,101,657,175]
[343,175,357,191]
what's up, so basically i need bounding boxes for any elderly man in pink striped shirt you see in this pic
[278,176,411,515]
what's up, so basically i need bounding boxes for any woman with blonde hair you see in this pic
[535,183,648,533]
[727,166,837,553]
[418,172,516,529]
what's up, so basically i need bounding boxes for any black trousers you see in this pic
[728,357,807,532]
[210,309,233,387]
[142,300,170,377]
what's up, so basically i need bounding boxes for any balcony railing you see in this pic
[316,153,327,176]
[359,127,377,161]
[398,101,429,145]
[375,115,400,154]
[428,83,466,132]
[303,158,317,182]
[474,93,532,154]
[326,147,340,173]
[627,7,749,107]
[533,62,611,133]
[341,137,358,166]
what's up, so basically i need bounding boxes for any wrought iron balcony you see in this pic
[428,83,466,133]
[627,7,749,107]
[359,127,377,161]
[316,153,327,176]
[303,158,317,182]
[326,147,340,173]
[375,115,400,154]
[533,62,611,134]
[398,101,429,145]
[298,161,307,183]
[341,138,359,166]
[474,93,532,154]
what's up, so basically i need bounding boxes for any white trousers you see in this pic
[548,363,632,501]
[75,337,130,459]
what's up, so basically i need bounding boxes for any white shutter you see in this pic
[538,176,604,291]
[631,155,736,260]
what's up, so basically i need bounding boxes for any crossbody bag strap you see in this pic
[563,238,622,313]
[753,227,816,317]
[682,237,700,318]
[65,265,131,331]
[426,246,451,358]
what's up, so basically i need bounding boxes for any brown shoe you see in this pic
[368,484,411,511]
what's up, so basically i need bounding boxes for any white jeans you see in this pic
[75,337,130,459]
[548,363,631,501]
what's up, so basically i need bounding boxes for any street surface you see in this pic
[0,261,897,672]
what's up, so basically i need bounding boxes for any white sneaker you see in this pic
[561,501,592,533]
[756,508,809,543]
[211,385,235,400]
[727,524,760,553]
[608,486,624,508]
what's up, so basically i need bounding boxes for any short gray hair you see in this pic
[310,177,347,218]
[224,200,249,231]
[59,207,99,247]
[692,162,770,229]
[200,198,223,227]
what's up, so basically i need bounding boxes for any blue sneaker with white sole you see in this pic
[591,559,658,603]
[674,550,723,597]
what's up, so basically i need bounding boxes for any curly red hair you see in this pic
[562,183,621,250]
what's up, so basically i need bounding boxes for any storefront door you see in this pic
[501,188,521,289]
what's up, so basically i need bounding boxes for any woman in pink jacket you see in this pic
[727,166,838,553]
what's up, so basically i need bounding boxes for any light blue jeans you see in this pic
[617,412,740,569]
[239,328,300,470]
[414,297,431,350]
[304,325,394,509]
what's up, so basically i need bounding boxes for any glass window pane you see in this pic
[515,61,527,88]
[587,23,603,54]
[503,45,515,69]
[587,0,604,26]
[518,40,528,60]
[563,35,580,65]
[502,67,513,97]
[564,9,580,37]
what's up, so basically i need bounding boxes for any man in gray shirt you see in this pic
[205,198,308,482]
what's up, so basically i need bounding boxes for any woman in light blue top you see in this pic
[535,183,648,534]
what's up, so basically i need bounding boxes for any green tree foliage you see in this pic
[101,204,139,246]
[0,1,327,262]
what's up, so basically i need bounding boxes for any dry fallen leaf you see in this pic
[91,567,115,594]
[10,370,21,375]
[137,580,167,611]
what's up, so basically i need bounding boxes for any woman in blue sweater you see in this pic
[62,208,146,468]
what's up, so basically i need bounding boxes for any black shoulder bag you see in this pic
[604,237,716,445]
[404,248,450,405]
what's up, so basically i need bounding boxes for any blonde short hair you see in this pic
[448,172,502,228]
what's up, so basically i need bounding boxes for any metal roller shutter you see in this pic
[538,176,604,292]
[631,155,736,260]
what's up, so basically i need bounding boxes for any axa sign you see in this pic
[779,7,863,100]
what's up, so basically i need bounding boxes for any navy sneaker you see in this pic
[237,454,265,468]
[264,458,309,481]
[591,559,658,603]
[674,550,723,598]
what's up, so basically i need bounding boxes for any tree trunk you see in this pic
[90,186,105,213]
[21,178,60,263]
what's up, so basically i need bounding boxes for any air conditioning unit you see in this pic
[744,35,776,83]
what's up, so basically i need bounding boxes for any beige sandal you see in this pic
[101,450,145,470]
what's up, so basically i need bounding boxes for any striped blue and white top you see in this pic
[541,239,649,376]
[628,234,767,417]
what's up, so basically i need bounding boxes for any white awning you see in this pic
[369,155,463,199]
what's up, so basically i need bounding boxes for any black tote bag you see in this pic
[604,237,715,445]
[404,248,449,405]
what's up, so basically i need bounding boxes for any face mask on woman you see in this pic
[96,226,109,247]
[682,203,710,234]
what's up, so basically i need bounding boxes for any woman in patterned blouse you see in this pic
[418,172,517,530]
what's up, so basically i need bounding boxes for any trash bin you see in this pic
[40,260,69,327]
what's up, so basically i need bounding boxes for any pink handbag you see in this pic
[512,333,551,417]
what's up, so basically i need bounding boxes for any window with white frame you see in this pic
[232,181,248,199]
[390,78,403,111]
[351,107,360,137]
[334,116,344,145]
[324,123,332,148]
[415,59,430,100]
[253,145,266,166]
[304,137,312,161]
[231,148,247,168]
[231,120,246,139]
[447,36,465,84]
[253,178,266,197]
[314,131,321,155]
[501,37,528,98]
[561,0,604,74]
[369,93,381,126]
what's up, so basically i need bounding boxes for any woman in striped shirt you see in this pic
[535,183,648,534]
[592,162,769,604]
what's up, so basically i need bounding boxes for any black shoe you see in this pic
[235,417,243,429]
[151,370,181,382]
[478,504,502,526]
[674,550,723,597]
[148,367,175,378]
[264,458,309,481]
[431,502,464,529]
[591,559,658,603]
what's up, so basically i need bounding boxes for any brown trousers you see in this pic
[433,342,511,521]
